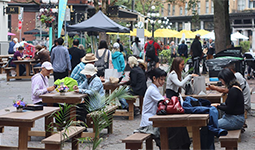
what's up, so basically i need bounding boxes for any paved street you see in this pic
[0,73,255,150]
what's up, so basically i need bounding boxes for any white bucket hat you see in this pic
[80,64,98,76]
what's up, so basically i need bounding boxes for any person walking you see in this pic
[206,38,215,60]
[112,42,125,73]
[51,38,71,81]
[144,37,161,68]
[190,34,203,75]
[131,37,142,58]
[8,38,15,54]
[68,39,86,71]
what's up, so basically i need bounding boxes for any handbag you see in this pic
[156,96,184,115]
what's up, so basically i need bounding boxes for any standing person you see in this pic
[13,38,20,53]
[95,40,113,77]
[170,41,177,58]
[68,39,86,71]
[20,38,27,47]
[31,61,55,105]
[131,37,142,58]
[8,39,15,54]
[112,42,125,73]
[34,45,51,67]
[117,38,124,52]
[144,37,161,68]
[135,68,190,149]
[71,53,98,86]
[211,68,245,130]
[78,44,86,55]
[51,38,71,81]
[206,38,215,60]
[166,57,198,99]
[190,34,203,75]
[10,46,26,76]
[178,40,188,58]
[45,37,49,50]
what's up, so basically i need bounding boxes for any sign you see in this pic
[6,6,20,14]
[18,21,22,30]
[18,7,24,21]
[64,8,70,21]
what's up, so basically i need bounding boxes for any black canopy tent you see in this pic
[67,10,130,33]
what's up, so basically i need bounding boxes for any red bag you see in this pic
[165,96,184,114]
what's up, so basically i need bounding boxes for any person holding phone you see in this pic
[31,61,55,105]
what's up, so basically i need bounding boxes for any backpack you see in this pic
[145,41,155,58]
[95,49,109,77]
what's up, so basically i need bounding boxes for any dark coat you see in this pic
[129,66,147,96]
[191,38,202,57]
[178,43,188,58]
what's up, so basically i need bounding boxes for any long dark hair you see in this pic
[170,57,183,81]
[218,68,240,89]
[148,68,167,82]
[98,40,108,49]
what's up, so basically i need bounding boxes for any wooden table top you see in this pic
[182,90,223,98]
[149,114,209,122]
[0,106,59,123]
[0,54,13,58]
[12,59,35,63]
[40,91,87,99]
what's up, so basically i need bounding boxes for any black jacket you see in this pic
[191,38,202,57]
[129,66,147,96]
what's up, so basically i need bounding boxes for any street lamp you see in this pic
[160,17,172,29]
[40,0,58,51]
[147,5,160,38]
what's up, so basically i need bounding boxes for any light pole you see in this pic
[147,6,160,38]
[159,17,172,29]
[40,0,58,51]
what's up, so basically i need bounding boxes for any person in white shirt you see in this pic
[13,38,20,52]
[136,68,192,149]
[166,57,198,98]
[20,38,27,47]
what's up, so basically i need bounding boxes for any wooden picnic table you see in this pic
[103,81,127,94]
[0,54,13,61]
[182,90,224,103]
[149,114,209,150]
[0,106,59,150]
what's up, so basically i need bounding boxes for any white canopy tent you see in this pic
[231,32,249,40]
[201,31,237,41]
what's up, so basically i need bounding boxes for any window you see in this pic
[197,2,200,15]
[180,7,183,15]
[178,22,183,30]
[168,4,171,16]
[161,7,164,16]
[206,0,209,14]
[172,5,175,15]
[185,3,188,15]
[249,1,255,8]
[192,3,196,13]
[211,1,214,13]
[238,0,245,10]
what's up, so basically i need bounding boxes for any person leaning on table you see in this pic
[31,61,55,105]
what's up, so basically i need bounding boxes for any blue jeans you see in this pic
[218,114,245,130]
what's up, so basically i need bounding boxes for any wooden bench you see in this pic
[0,62,7,74]
[85,105,118,138]
[4,67,15,81]
[122,133,153,150]
[41,126,85,150]
[114,97,137,120]
[219,129,241,150]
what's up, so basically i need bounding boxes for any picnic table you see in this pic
[103,81,127,94]
[182,90,224,103]
[0,54,13,73]
[0,106,59,150]
[149,114,209,150]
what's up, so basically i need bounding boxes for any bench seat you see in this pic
[219,129,241,150]
[41,126,85,150]
[122,133,153,150]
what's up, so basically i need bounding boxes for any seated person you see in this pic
[135,68,190,149]
[10,46,26,76]
[33,45,51,67]
[127,56,147,97]
[73,64,104,123]
[31,61,55,105]
[71,53,98,86]
[211,68,245,130]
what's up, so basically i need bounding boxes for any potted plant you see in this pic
[56,83,69,95]
[13,96,26,112]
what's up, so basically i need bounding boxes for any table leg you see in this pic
[16,64,20,77]
[18,126,29,150]
[192,126,201,150]
[25,63,30,76]
[160,127,169,150]
[45,115,53,138]
[70,106,76,121]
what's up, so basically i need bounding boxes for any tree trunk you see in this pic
[214,0,231,53]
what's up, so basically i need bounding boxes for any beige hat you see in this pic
[81,53,98,63]
[137,59,146,69]
[128,56,138,68]
[80,64,98,76]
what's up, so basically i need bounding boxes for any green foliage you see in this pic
[238,41,250,53]
[159,49,171,58]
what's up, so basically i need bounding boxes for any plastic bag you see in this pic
[193,76,206,95]
[185,81,194,95]
[54,77,78,91]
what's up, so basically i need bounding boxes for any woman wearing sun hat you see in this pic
[73,63,104,122]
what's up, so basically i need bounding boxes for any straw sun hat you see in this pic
[81,53,98,63]
[80,64,98,76]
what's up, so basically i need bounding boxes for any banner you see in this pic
[58,0,68,38]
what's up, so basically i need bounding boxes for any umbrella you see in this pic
[154,29,178,37]
[172,29,196,38]
[8,32,16,36]
[24,29,48,35]
[202,31,237,41]
[231,32,249,40]
[194,29,210,36]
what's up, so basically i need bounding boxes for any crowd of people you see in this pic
[6,34,250,149]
